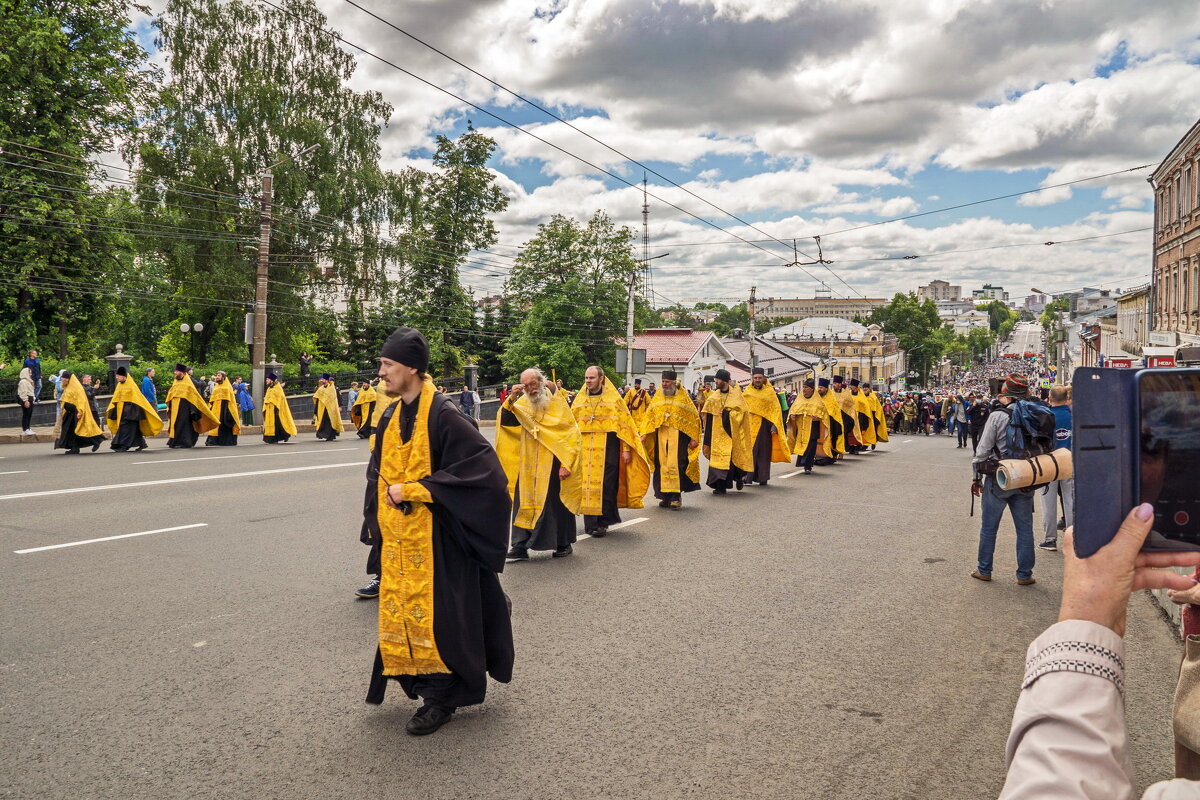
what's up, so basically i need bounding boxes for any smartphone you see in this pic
[1135,369,1200,551]
[1073,366,1200,556]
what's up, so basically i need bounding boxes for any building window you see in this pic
[851,367,860,380]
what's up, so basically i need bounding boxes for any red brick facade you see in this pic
[1152,117,1200,340]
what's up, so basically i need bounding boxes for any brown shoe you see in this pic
[970,571,992,582]
[1016,578,1036,586]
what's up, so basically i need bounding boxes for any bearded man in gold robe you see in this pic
[639,370,701,508]
[849,378,876,452]
[166,363,220,449]
[312,373,343,441]
[862,383,889,449]
[359,327,513,736]
[742,367,790,486]
[624,378,650,433]
[831,375,863,455]
[205,371,240,446]
[571,366,650,537]
[787,378,830,474]
[701,369,753,495]
[262,373,298,445]
[496,368,582,560]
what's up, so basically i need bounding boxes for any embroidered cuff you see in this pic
[1023,620,1126,695]
[404,482,433,504]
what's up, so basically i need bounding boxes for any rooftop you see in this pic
[628,328,723,363]
[766,317,870,338]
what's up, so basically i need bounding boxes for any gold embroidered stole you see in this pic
[311,383,344,432]
[787,394,830,456]
[496,390,583,525]
[641,391,702,491]
[700,385,753,471]
[263,383,298,436]
[59,377,103,438]
[208,382,241,435]
[571,382,650,513]
[377,381,448,676]
[743,382,790,463]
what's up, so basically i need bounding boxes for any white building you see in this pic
[623,329,734,392]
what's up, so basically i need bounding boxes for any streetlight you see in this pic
[625,252,669,385]
[180,322,204,363]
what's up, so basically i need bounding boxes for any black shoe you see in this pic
[712,488,726,495]
[355,578,380,598]
[1037,540,1057,552]
[92,441,101,452]
[65,448,80,455]
[505,547,528,561]
[1057,518,1066,530]
[552,545,572,558]
[803,468,812,474]
[135,444,147,452]
[590,528,607,538]
[659,499,671,508]
[406,704,454,736]
[758,481,768,487]
[735,479,743,491]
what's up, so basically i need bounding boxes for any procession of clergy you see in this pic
[51,363,383,453]
[50,327,888,738]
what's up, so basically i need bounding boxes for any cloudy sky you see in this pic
[154,0,1200,306]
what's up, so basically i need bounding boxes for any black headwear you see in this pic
[266,373,278,382]
[634,378,642,385]
[849,378,860,387]
[661,369,678,380]
[175,363,188,373]
[751,367,766,376]
[116,366,128,377]
[714,368,731,382]
[833,375,845,384]
[818,378,830,388]
[804,378,815,388]
[379,327,430,372]
[320,372,332,381]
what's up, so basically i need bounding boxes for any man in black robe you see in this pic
[360,328,513,736]
[814,378,841,466]
[166,363,217,448]
[54,373,104,454]
[204,371,239,446]
[109,367,149,452]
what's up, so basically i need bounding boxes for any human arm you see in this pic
[1000,508,1200,799]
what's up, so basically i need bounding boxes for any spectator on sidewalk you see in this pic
[17,366,36,434]
[233,375,255,425]
[141,368,158,408]
[23,349,41,398]
[999,505,1200,798]
[1037,385,1074,552]
[460,387,478,419]
[346,381,359,414]
[50,369,68,418]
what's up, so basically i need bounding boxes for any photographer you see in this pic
[1000,506,1200,798]
[971,374,1038,585]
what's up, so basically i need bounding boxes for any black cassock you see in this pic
[168,399,202,449]
[356,400,376,439]
[110,401,146,451]
[748,420,774,484]
[315,404,339,441]
[650,428,699,502]
[361,393,514,710]
[583,431,621,534]
[499,407,577,552]
[703,408,747,490]
[54,402,104,452]
[205,400,238,446]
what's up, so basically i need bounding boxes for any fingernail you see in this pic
[1135,503,1154,522]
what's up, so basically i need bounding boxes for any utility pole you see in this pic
[748,285,757,368]
[251,172,272,426]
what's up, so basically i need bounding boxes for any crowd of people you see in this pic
[15,331,1200,793]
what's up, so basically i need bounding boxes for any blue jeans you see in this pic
[977,476,1036,580]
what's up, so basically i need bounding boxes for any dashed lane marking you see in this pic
[132,447,357,465]
[0,462,366,502]
[15,523,208,554]
[778,471,802,479]
[0,470,29,476]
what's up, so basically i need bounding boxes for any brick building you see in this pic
[1150,115,1200,358]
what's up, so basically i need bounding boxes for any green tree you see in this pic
[1040,297,1070,329]
[998,317,1016,340]
[403,124,509,376]
[866,292,947,386]
[966,327,996,359]
[501,211,639,386]
[0,0,157,355]
[130,0,414,363]
[709,303,750,337]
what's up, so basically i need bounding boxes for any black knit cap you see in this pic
[380,327,430,372]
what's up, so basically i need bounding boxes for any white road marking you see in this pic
[0,462,366,502]
[778,471,802,479]
[903,439,914,443]
[607,517,648,531]
[0,470,29,476]
[14,523,208,554]
[132,447,357,465]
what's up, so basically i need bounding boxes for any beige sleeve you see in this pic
[1000,620,1135,800]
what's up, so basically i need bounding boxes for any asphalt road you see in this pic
[1005,320,1044,357]
[0,430,1185,799]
